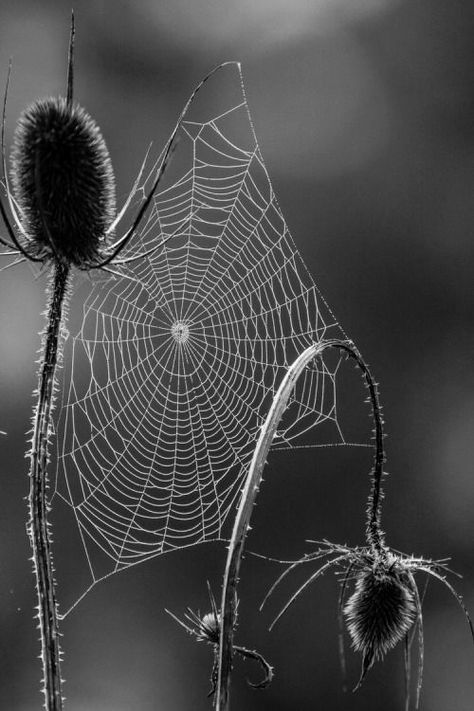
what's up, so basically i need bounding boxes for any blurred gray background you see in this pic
[0,0,473,709]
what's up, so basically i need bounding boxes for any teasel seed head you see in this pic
[11,96,116,267]
[344,564,417,684]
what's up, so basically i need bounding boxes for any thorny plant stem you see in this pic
[215,339,386,711]
[28,260,69,711]
[334,341,386,557]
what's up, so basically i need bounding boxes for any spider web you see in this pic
[53,64,367,612]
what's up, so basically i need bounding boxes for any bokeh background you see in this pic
[1,1,474,709]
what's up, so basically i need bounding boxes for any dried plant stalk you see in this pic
[28,262,70,710]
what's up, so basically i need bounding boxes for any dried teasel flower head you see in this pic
[1,20,232,275]
[263,539,474,708]
[344,560,417,686]
[10,97,116,267]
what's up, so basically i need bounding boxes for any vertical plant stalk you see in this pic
[215,338,386,710]
[28,260,70,711]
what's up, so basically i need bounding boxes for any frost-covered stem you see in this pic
[215,338,386,710]
[28,260,69,711]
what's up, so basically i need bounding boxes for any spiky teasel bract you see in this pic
[167,584,273,698]
[262,344,474,709]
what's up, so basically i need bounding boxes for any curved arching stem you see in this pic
[215,338,386,710]
[331,341,386,557]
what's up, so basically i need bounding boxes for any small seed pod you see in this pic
[11,97,116,267]
[344,565,417,682]
[198,611,220,644]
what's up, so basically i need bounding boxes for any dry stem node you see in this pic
[167,584,273,698]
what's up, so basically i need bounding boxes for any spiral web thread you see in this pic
[54,64,367,612]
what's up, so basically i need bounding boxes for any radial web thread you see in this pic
[54,64,366,612]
